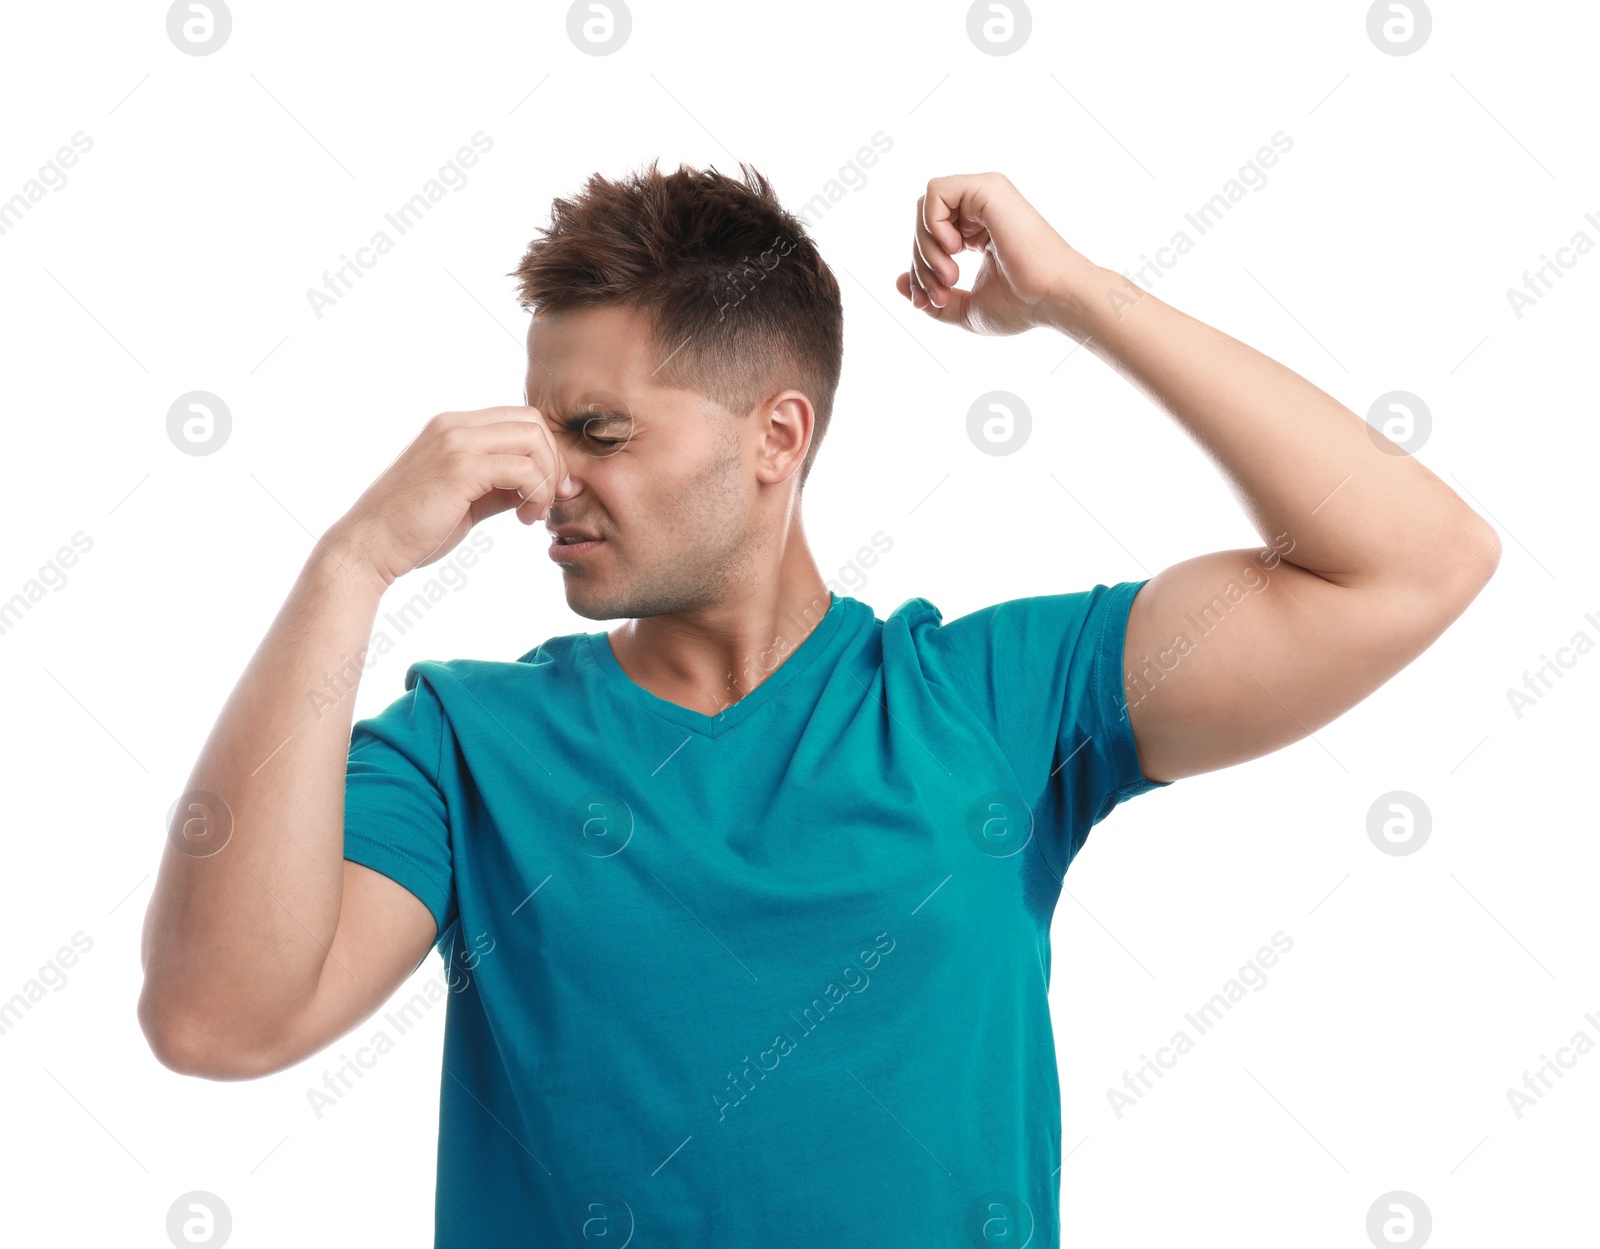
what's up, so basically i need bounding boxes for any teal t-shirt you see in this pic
[342,579,1171,1247]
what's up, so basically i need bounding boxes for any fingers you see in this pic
[898,268,971,326]
[899,269,939,315]
[906,174,1011,309]
[909,195,956,308]
[924,173,1002,255]
[432,409,571,492]
[902,177,1024,326]
[427,404,553,426]
[463,453,565,525]
[432,419,569,517]
[916,194,962,287]
[909,185,979,307]
[530,417,570,498]
[432,419,563,472]
[421,406,546,437]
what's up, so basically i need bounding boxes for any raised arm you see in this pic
[897,171,1500,784]
[1058,270,1499,782]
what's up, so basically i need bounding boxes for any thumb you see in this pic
[925,285,974,329]
[899,269,973,329]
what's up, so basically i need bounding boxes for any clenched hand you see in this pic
[895,172,1098,338]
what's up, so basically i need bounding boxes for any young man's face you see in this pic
[524,303,763,622]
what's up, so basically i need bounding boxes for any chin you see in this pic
[561,581,621,623]
[565,568,715,622]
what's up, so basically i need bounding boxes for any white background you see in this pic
[1,0,1594,1244]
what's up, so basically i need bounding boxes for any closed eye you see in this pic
[574,413,632,451]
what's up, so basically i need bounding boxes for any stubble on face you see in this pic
[563,408,761,622]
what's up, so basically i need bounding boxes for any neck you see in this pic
[606,534,833,716]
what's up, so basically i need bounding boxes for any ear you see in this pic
[754,390,814,486]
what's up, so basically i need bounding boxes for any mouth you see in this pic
[548,533,604,563]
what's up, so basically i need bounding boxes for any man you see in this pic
[138,161,1498,1246]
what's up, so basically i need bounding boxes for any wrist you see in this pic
[1043,260,1150,341]
[306,526,389,603]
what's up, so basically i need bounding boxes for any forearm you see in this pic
[1048,265,1499,593]
[138,535,386,1057]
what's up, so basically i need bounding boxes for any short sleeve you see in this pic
[342,663,458,937]
[916,578,1172,877]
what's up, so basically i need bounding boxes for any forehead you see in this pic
[524,304,668,413]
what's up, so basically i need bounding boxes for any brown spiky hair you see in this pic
[509,159,844,491]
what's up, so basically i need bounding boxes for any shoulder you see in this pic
[389,627,596,709]
[877,582,1146,689]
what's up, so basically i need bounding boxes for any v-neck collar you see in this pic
[584,593,852,738]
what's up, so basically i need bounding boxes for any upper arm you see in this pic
[1123,544,1494,783]
[246,662,458,1076]
[250,860,439,1076]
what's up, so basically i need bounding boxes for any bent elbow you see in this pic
[1475,522,1503,584]
[138,992,276,1081]
[1447,517,1502,605]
